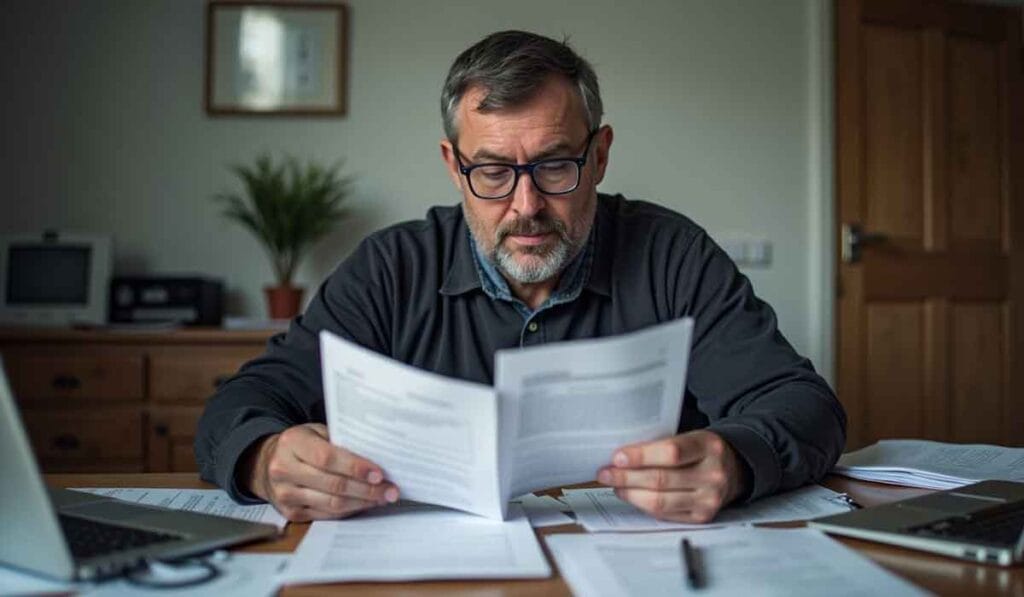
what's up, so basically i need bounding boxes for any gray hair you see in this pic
[441,30,603,142]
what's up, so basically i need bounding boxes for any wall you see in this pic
[0,0,834,382]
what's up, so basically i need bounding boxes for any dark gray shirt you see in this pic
[196,193,846,503]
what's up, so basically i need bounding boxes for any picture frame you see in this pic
[205,1,347,116]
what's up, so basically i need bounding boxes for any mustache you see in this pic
[496,215,568,242]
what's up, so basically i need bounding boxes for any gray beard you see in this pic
[492,236,572,284]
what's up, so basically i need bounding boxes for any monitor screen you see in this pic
[6,245,91,305]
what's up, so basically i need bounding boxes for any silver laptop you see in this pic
[810,480,1024,566]
[0,357,278,581]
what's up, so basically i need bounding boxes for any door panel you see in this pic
[864,25,924,240]
[949,303,1006,443]
[865,303,925,439]
[948,36,1002,244]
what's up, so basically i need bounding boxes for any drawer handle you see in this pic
[52,375,82,390]
[153,424,169,437]
[52,434,80,451]
[213,375,231,388]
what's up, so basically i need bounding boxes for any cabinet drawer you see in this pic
[149,347,261,402]
[7,355,144,402]
[22,409,144,470]
[147,407,203,472]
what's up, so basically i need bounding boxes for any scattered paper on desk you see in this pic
[546,527,926,597]
[512,493,575,527]
[72,488,288,530]
[279,502,550,585]
[0,554,288,597]
[834,440,1024,490]
[563,484,852,532]
[82,553,288,597]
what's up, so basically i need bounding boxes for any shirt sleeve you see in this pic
[194,238,394,502]
[676,230,847,502]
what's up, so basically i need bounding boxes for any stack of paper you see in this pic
[562,484,853,532]
[546,527,926,596]
[834,440,1024,490]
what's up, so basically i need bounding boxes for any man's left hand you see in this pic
[596,430,749,523]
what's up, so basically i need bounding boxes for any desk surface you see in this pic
[45,473,1024,596]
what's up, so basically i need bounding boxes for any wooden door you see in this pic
[836,0,1024,449]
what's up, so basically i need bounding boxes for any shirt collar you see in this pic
[439,198,614,299]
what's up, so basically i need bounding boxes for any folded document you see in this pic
[320,318,693,520]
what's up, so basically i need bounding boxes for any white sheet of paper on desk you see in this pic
[834,439,1024,490]
[546,527,926,597]
[278,502,550,585]
[0,554,289,597]
[562,484,852,532]
[82,553,288,597]
[72,488,288,530]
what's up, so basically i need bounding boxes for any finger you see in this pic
[613,434,707,468]
[616,487,723,524]
[597,465,726,491]
[274,484,380,517]
[282,426,384,483]
[301,506,372,521]
[283,458,399,503]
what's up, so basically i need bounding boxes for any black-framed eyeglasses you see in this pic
[455,128,599,200]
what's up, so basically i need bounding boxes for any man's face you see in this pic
[441,76,612,286]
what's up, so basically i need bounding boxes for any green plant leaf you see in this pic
[213,153,353,286]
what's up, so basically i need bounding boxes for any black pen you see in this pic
[681,538,702,589]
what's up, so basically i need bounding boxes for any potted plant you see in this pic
[215,154,351,319]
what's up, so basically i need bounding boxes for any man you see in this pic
[196,30,845,524]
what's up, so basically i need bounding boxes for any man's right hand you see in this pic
[243,423,399,522]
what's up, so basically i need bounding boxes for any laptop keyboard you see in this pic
[59,514,181,559]
[907,505,1024,546]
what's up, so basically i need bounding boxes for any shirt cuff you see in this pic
[706,422,781,503]
[209,417,290,504]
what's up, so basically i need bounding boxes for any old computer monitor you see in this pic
[0,231,112,327]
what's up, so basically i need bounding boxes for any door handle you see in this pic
[841,223,888,263]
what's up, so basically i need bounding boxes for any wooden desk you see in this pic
[45,473,1024,596]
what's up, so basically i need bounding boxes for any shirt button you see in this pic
[527,322,539,333]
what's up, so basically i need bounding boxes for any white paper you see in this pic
[563,484,853,532]
[546,527,926,597]
[71,488,288,530]
[496,318,693,499]
[0,554,288,597]
[278,503,550,585]
[512,494,575,528]
[82,553,288,597]
[835,440,1024,489]
[319,318,693,521]
[320,333,503,519]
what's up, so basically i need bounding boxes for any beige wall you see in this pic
[0,0,834,382]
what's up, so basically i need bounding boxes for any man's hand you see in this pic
[596,430,749,523]
[243,423,399,522]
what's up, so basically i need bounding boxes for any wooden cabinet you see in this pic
[0,328,275,473]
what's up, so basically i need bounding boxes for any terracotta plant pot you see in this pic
[264,285,304,319]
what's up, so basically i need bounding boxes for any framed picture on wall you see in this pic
[205,1,347,116]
